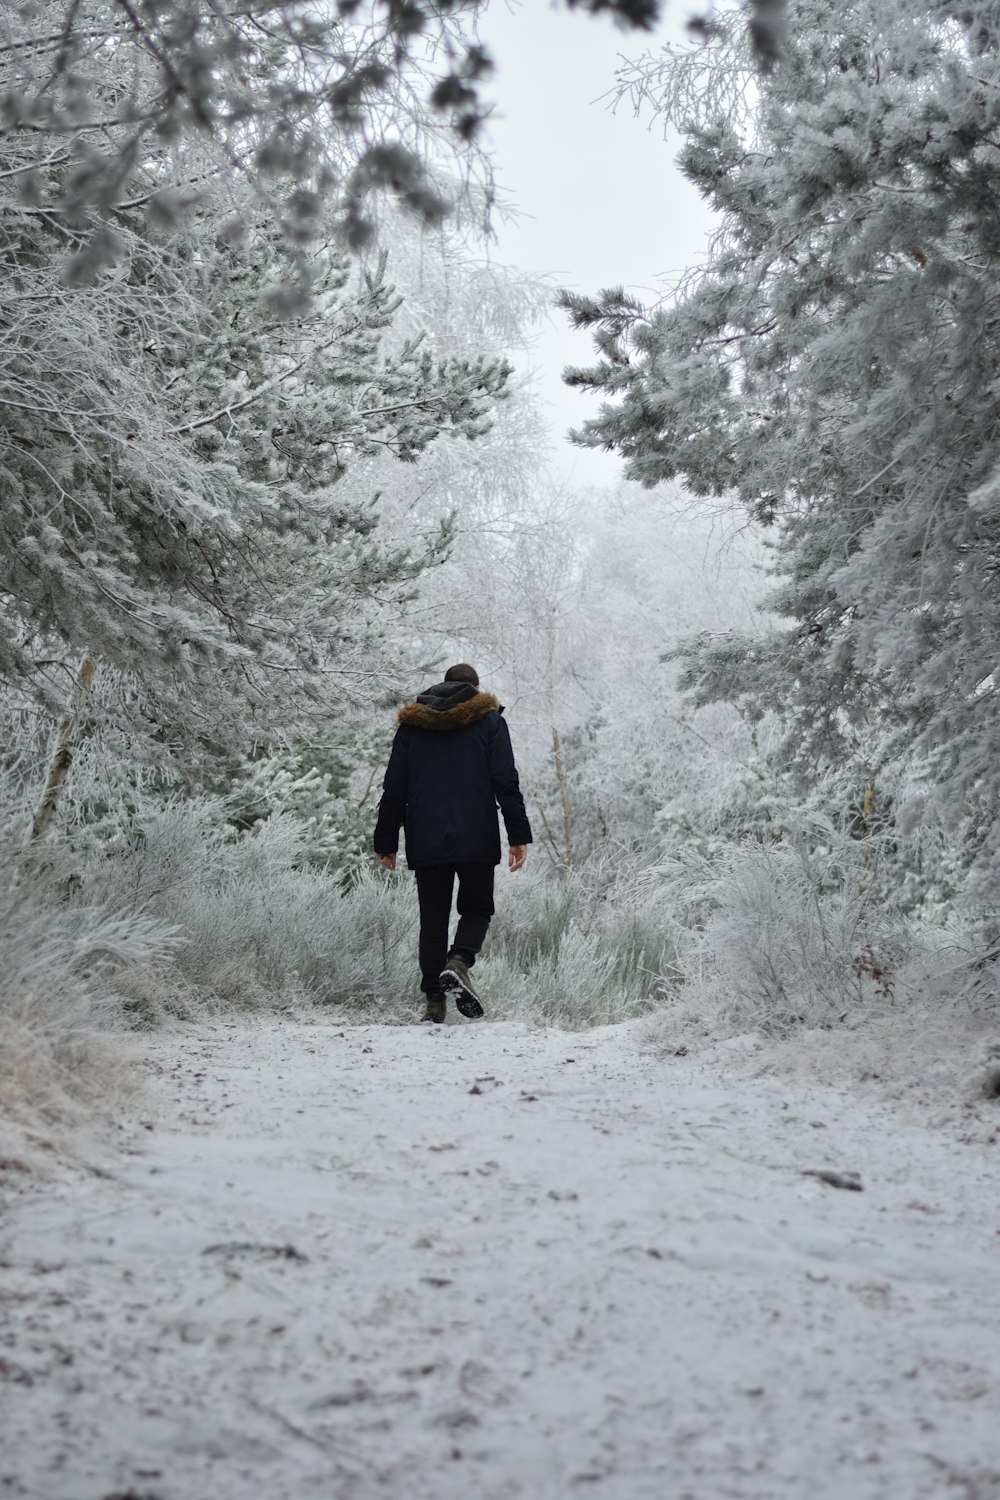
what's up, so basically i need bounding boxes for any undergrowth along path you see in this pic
[2,1017,999,1500]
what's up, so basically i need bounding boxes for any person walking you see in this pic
[373,663,531,1023]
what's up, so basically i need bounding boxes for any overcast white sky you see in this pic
[479,1,717,485]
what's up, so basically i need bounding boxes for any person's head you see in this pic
[444,663,479,688]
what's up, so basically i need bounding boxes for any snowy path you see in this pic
[2,1017,999,1500]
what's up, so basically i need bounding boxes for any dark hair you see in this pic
[444,662,479,688]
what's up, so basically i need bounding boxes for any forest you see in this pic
[3,4,1000,1496]
[4,0,998,1140]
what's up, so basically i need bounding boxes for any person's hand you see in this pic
[508,844,528,872]
[377,852,397,872]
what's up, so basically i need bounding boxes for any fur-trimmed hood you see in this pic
[397,681,502,731]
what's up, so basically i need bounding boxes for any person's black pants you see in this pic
[413,862,496,995]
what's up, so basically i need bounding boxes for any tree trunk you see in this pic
[30,652,97,845]
[551,724,574,871]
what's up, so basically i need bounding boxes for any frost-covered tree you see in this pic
[1,6,516,816]
[0,0,488,267]
[0,3,482,729]
[0,0,714,272]
[0,182,510,724]
[562,0,1000,914]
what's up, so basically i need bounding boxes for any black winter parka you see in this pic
[373,681,533,867]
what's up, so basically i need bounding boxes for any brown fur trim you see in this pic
[397,692,501,731]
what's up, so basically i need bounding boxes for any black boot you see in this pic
[440,956,484,1019]
[422,992,446,1024]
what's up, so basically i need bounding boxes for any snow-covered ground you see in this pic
[2,1015,999,1500]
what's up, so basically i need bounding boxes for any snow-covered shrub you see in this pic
[193,862,418,1010]
[83,805,417,1014]
[486,870,581,966]
[480,927,626,1028]
[75,798,679,1027]
[0,839,176,1169]
[673,835,911,1034]
[480,866,676,1027]
[85,797,229,914]
[894,916,1000,1020]
[581,858,686,999]
[314,868,417,1006]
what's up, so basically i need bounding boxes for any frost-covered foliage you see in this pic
[90,809,416,1012]
[563,0,1000,922]
[483,865,675,1024]
[0,199,508,738]
[0,1,696,274]
[227,748,390,881]
[0,0,491,268]
[549,492,766,862]
[1,0,520,769]
[74,803,673,1028]
[0,821,177,1168]
[662,833,911,1034]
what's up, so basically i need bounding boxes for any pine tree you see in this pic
[1,179,510,733]
[0,9,513,827]
[561,0,1000,913]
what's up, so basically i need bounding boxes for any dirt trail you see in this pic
[2,1018,998,1500]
